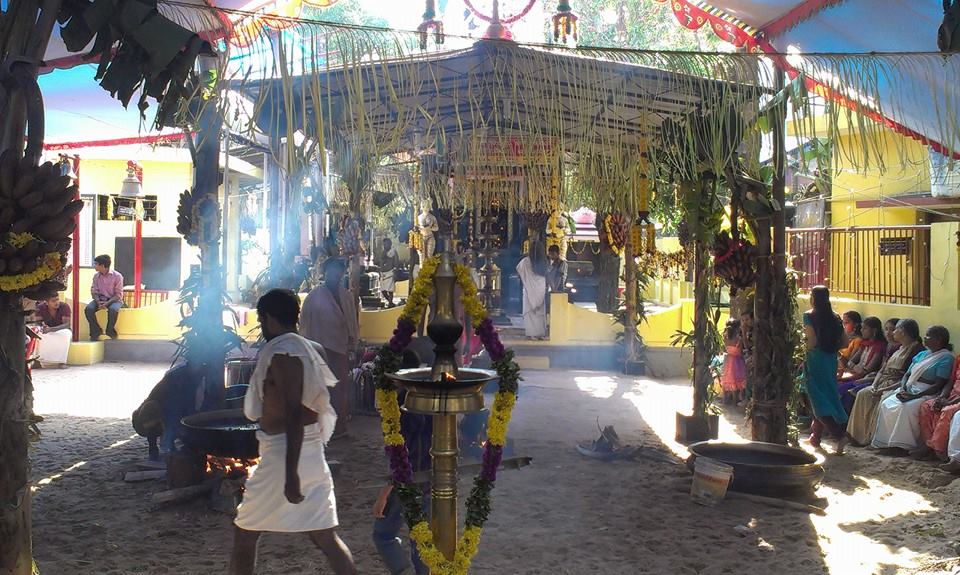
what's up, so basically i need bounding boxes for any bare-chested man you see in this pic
[229,289,357,575]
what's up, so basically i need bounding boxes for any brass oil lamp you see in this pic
[386,239,498,563]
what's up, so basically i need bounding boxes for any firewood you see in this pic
[150,479,218,508]
[123,470,167,482]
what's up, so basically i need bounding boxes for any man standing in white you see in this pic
[229,289,356,575]
[300,258,358,438]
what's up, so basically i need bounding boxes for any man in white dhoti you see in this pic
[872,326,955,452]
[300,258,359,438]
[516,244,548,340]
[377,238,400,307]
[943,410,960,473]
[230,289,357,575]
[35,294,72,368]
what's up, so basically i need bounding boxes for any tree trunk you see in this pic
[1,0,64,568]
[691,232,712,419]
[194,89,226,410]
[0,295,30,575]
[751,70,792,444]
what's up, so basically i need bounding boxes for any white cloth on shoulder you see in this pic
[234,423,338,532]
[237,332,340,532]
[245,332,338,444]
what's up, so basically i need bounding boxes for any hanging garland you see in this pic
[602,214,627,256]
[463,0,537,24]
[372,256,520,575]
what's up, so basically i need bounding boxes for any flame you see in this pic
[205,455,259,478]
[441,372,457,383]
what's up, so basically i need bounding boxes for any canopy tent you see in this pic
[237,38,765,211]
[653,0,960,157]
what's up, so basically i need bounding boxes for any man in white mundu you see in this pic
[229,289,356,575]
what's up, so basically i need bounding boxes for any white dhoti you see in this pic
[381,270,396,292]
[948,410,960,462]
[516,256,547,338]
[38,329,72,365]
[871,395,927,450]
[235,423,338,532]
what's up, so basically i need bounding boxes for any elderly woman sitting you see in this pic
[871,326,955,453]
[842,319,924,447]
[911,355,960,461]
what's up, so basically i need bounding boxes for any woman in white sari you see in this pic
[944,411,960,473]
[872,326,955,452]
[516,243,548,340]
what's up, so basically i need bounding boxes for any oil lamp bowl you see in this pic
[386,368,499,414]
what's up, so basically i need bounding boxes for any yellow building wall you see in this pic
[830,130,929,227]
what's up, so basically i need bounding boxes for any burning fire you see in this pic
[205,455,259,478]
[441,372,457,383]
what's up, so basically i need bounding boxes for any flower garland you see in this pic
[603,214,627,256]
[0,252,62,292]
[463,0,537,24]
[372,255,520,575]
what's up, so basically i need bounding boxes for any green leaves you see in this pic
[58,0,209,128]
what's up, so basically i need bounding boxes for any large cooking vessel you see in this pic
[181,408,259,459]
[687,441,825,495]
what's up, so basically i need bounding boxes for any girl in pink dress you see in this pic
[721,319,747,404]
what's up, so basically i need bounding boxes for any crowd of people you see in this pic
[799,286,960,474]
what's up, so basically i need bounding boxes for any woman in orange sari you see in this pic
[913,356,960,461]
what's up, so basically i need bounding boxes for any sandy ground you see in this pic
[27,362,960,575]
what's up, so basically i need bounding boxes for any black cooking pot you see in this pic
[180,408,260,459]
[224,384,249,409]
[686,440,825,495]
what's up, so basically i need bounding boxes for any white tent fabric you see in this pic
[654,0,960,156]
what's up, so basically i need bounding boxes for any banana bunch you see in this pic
[711,230,756,289]
[0,150,80,298]
[176,189,198,246]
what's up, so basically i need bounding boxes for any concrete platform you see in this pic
[67,341,104,365]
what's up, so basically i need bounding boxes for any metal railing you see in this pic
[786,226,931,306]
[122,289,170,308]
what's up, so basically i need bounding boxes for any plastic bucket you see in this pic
[690,456,734,506]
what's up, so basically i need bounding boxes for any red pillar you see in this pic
[70,155,81,341]
[134,218,142,308]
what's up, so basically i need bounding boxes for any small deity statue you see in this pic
[417,200,439,258]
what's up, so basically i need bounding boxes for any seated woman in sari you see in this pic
[943,411,960,474]
[842,319,924,447]
[837,311,864,375]
[871,326,954,453]
[912,355,960,461]
[837,317,896,412]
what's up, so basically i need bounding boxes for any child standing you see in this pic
[721,319,747,405]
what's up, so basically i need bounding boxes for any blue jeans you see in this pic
[373,490,430,575]
[85,300,122,338]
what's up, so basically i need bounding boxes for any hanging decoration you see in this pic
[463,0,538,25]
[711,230,756,289]
[0,151,79,299]
[602,214,627,256]
[637,250,688,281]
[417,0,445,50]
[464,0,537,39]
[372,256,521,575]
[552,0,578,43]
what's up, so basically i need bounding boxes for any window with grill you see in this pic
[97,195,159,221]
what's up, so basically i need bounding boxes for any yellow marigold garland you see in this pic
[8,232,36,249]
[0,252,62,292]
[375,254,519,575]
